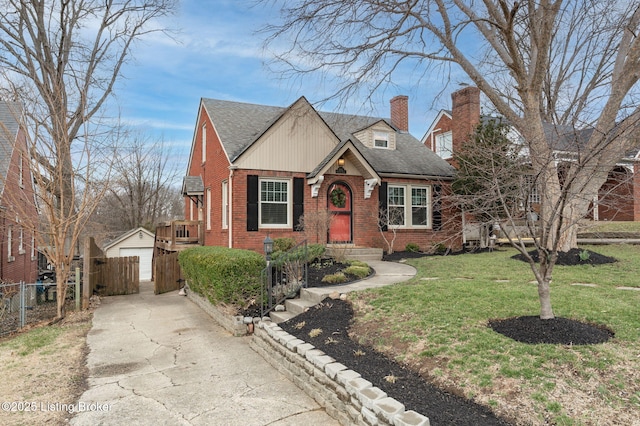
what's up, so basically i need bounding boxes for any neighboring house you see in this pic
[422,86,640,221]
[183,95,460,253]
[0,101,39,283]
[104,227,155,281]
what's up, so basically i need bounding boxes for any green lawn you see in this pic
[350,245,640,425]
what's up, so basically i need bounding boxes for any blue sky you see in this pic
[113,1,463,174]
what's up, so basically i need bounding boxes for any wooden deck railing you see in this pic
[154,220,204,252]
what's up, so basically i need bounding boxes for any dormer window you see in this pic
[374,131,389,149]
[435,131,452,158]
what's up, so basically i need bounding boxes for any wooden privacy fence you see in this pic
[154,252,183,295]
[95,256,140,296]
[83,237,140,307]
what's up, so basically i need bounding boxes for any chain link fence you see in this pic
[0,281,79,336]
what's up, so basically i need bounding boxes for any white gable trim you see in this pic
[420,109,452,146]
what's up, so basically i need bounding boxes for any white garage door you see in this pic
[119,247,154,281]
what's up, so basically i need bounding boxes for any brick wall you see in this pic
[390,95,409,133]
[187,106,232,247]
[188,106,461,254]
[0,128,38,283]
[425,112,452,153]
[451,86,481,157]
[598,166,634,221]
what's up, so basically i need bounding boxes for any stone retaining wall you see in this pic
[185,286,248,336]
[250,321,430,426]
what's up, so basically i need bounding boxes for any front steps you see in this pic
[325,245,383,261]
[268,250,378,324]
[269,287,333,323]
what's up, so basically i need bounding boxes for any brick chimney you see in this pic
[451,86,480,155]
[390,95,409,132]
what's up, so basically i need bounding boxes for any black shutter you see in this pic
[432,184,442,231]
[247,175,258,231]
[379,181,388,232]
[293,177,304,231]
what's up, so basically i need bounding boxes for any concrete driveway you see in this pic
[72,282,338,425]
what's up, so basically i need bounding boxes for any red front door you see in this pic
[328,183,352,243]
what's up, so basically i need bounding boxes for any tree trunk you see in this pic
[56,278,68,319]
[536,249,556,320]
[537,280,555,320]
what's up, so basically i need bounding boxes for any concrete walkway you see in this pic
[72,261,416,425]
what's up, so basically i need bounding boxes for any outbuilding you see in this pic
[104,227,155,281]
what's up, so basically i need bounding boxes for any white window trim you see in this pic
[18,226,25,254]
[387,184,432,229]
[259,178,292,229]
[525,175,541,204]
[7,225,13,262]
[201,123,207,163]
[222,180,228,229]
[410,186,431,228]
[31,233,37,260]
[374,131,390,149]
[435,131,453,159]
[206,188,212,230]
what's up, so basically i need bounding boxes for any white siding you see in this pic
[235,100,339,171]
[104,229,156,281]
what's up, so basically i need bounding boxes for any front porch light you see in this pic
[263,235,274,261]
[336,157,346,174]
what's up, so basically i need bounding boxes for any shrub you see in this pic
[274,237,296,253]
[272,243,326,266]
[179,246,265,307]
[405,242,420,253]
[432,242,447,255]
[347,260,368,268]
[322,272,347,284]
[344,265,370,279]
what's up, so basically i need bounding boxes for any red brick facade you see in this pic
[0,128,38,283]
[186,103,462,254]
[390,95,409,132]
[597,166,635,221]
[450,86,481,158]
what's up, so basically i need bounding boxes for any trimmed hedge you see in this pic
[178,246,266,306]
[271,243,326,267]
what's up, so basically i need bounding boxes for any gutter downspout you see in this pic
[228,165,237,248]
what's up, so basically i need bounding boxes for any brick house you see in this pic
[0,101,38,283]
[423,86,640,221]
[183,96,461,254]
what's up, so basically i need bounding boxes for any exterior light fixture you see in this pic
[336,157,346,174]
[263,234,274,261]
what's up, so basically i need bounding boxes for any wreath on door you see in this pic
[330,187,346,208]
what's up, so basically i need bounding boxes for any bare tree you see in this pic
[297,210,333,244]
[0,0,175,319]
[262,0,640,319]
[376,206,405,255]
[104,132,181,232]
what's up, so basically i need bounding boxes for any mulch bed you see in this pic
[307,258,373,288]
[280,298,512,426]
[488,316,614,345]
[257,248,617,423]
[510,248,617,266]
